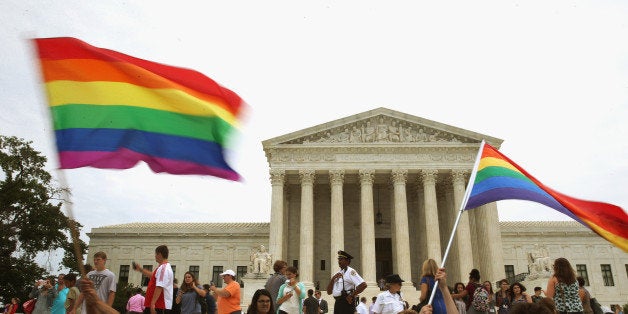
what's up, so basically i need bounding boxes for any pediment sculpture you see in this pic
[284,115,473,144]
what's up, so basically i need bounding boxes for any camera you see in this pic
[132,261,138,270]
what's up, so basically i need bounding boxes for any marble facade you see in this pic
[86,108,627,307]
[262,108,505,291]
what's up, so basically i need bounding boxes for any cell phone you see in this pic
[132,261,138,270]
[210,281,214,286]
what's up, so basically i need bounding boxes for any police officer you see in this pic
[326,250,367,314]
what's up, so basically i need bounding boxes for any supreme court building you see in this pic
[87,108,628,305]
[262,107,504,292]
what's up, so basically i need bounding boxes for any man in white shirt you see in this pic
[326,250,367,314]
[77,251,117,312]
[356,297,369,314]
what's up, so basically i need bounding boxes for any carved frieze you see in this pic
[283,115,475,144]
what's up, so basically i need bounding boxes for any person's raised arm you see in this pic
[435,268,459,314]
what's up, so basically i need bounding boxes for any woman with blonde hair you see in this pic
[418,259,446,314]
[545,257,583,314]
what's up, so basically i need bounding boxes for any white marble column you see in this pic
[452,170,473,280]
[420,169,442,264]
[391,169,412,284]
[329,169,345,276]
[269,169,285,261]
[359,169,376,285]
[476,202,505,283]
[299,169,315,286]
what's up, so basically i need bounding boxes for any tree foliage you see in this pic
[0,135,87,302]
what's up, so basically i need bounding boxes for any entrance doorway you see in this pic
[375,238,392,288]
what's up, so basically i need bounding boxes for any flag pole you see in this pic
[57,166,87,278]
[428,140,486,305]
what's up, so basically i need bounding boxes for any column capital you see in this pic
[359,169,375,185]
[391,169,408,184]
[451,169,469,185]
[299,169,316,184]
[269,169,286,186]
[329,169,345,185]
[419,169,438,184]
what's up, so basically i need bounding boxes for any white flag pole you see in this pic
[428,140,486,305]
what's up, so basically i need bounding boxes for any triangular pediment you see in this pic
[262,107,502,147]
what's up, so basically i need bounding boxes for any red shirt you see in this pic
[144,268,166,309]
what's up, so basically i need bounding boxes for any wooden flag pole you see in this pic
[57,169,86,278]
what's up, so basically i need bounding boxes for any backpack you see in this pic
[471,286,490,312]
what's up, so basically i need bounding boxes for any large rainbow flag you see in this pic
[464,141,628,252]
[33,37,244,181]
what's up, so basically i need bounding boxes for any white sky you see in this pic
[1,0,627,256]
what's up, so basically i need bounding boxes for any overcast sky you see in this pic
[2,1,627,268]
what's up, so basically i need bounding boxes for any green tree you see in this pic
[0,135,87,303]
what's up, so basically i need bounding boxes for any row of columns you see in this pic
[268,168,477,287]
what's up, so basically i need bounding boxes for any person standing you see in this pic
[531,287,544,304]
[356,297,369,314]
[63,274,80,314]
[452,269,486,314]
[276,266,305,314]
[508,283,531,305]
[494,280,511,314]
[30,276,58,314]
[302,289,320,314]
[576,277,593,314]
[264,260,288,304]
[126,288,146,314]
[545,257,584,314]
[245,289,274,314]
[313,291,327,314]
[77,252,117,312]
[5,297,21,314]
[175,271,206,314]
[134,245,174,314]
[453,283,467,314]
[210,269,241,314]
[51,274,69,314]
[326,250,367,314]
[419,259,446,314]
[202,284,217,314]
[372,274,406,314]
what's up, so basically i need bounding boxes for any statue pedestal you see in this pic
[521,271,551,295]
[242,274,270,311]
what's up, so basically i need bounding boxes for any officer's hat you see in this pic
[337,250,353,260]
[385,274,405,284]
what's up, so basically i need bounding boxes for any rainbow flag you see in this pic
[33,37,244,181]
[464,141,628,252]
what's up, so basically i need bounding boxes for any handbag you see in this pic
[23,299,36,314]
[412,287,431,312]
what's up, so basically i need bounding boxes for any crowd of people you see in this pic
[5,247,625,314]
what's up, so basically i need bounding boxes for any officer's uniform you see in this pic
[331,251,365,314]
[373,274,406,314]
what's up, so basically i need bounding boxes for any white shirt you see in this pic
[331,266,365,297]
[155,262,174,309]
[373,291,405,314]
[356,302,369,314]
